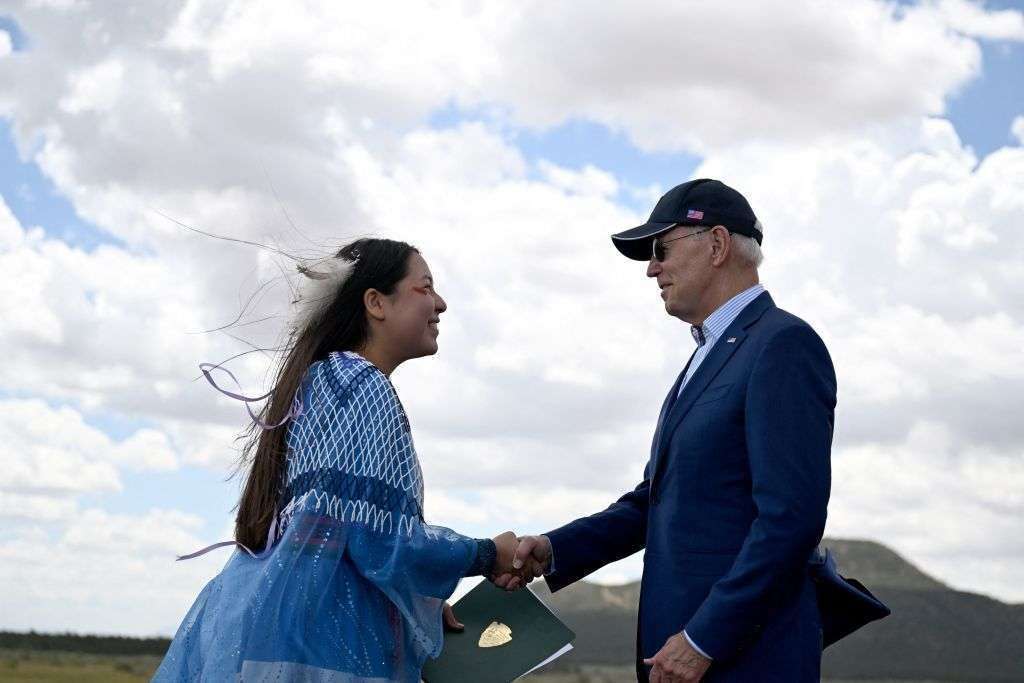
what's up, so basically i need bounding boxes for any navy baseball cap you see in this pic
[612,178,763,260]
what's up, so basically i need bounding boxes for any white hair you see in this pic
[731,232,763,268]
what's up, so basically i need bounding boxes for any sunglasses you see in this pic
[652,228,710,261]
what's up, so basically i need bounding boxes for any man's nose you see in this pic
[435,293,448,313]
[646,258,661,278]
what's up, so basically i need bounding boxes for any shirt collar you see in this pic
[692,284,766,346]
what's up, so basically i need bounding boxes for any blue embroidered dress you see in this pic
[154,352,488,682]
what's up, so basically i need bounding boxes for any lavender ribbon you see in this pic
[176,540,256,561]
[177,511,279,562]
[199,362,303,430]
[177,362,295,562]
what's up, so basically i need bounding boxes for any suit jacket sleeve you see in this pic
[685,324,836,660]
[543,462,651,592]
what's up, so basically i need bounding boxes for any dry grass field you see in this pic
[524,665,953,683]
[0,650,956,682]
[0,650,161,682]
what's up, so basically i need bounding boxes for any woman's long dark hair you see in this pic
[234,237,417,551]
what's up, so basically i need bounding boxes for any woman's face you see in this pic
[382,251,447,361]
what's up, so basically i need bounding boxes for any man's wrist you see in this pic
[682,629,712,660]
[541,535,555,575]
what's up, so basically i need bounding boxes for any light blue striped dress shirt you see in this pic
[678,283,766,397]
[679,282,765,660]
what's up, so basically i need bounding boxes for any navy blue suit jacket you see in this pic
[546,293,836,681]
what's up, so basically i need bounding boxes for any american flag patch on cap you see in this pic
[686,209,704,220]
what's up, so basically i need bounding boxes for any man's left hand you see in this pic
[643,633,711,682]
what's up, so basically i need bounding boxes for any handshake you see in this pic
[488,532,552,591]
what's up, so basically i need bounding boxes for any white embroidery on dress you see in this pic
[279,352,424,538]
[278,489,418,537]
[285,354,422,495]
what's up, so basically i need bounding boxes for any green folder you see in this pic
[422,580,575,682]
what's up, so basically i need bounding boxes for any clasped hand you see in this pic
[489,533,551,590]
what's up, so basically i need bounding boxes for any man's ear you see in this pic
[710,225,731,266]
[363,288,387,322]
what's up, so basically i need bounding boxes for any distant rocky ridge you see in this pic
[533,538,1024,682]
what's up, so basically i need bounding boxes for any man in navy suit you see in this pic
[500,179,836,682]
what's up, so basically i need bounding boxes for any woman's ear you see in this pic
[363,288,387,322]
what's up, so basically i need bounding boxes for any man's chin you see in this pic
[664,301,689,322]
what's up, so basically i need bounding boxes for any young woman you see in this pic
[154,238,519,682]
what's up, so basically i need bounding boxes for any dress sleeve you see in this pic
[318,361,478,657]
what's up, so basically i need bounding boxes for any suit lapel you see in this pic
[653,292,775,479]
[661,329,747,445]
[649,353,696,469]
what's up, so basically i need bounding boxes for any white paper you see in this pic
[518,584,575,677]
[520,642,574,678]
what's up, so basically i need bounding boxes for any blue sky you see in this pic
[3,1,1024,637]
[0,12,117,250]
[2,0,1023,535]
[0,118,122,251]
[947,39,1024,155]
[4,7,1023,252]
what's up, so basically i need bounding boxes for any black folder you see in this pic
[810,548,892,647]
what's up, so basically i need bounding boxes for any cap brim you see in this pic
[611,221,676,261]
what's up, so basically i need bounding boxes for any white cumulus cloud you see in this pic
[0,0,1022,637]
[0,398,181,504]
[1012,115,1024,144]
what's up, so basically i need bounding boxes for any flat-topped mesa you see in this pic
[819,538,948,592]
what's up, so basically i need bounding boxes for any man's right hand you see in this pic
[492,535,552,591]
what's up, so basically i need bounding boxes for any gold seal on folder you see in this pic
[478,621,512,648]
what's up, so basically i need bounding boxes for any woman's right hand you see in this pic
[491,531,519,577]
